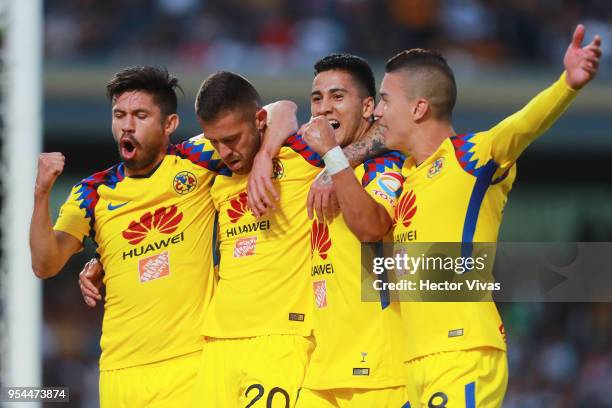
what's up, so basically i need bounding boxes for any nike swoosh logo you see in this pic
[107,201,129,211]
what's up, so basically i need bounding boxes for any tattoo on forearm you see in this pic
[318,170,332,185]
[321,171,332,185]
[343,124,388,166]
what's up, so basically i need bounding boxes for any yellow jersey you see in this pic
[303,151,408,390]
[54,135,225,370]
[393,73,577,361]
[202,134,322,338]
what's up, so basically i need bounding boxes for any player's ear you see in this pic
[412,99,429,122]
[163,113,180,137]
[255,108,267,132]
[361,96,375,120]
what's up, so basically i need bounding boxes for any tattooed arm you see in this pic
[307,122,389,221]
[342,122,389,167]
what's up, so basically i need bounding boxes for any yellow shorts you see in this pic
[99,351,200,408]
[404,347,507,408]
[296,386,406,408]
[193,335,315,408]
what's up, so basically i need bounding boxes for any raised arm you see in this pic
[247,100,298,216]
[30,153,82,278]
[488,24,601,169]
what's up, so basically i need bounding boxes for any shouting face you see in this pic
[111,91,176,175]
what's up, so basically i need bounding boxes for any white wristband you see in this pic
[322,146,350,176]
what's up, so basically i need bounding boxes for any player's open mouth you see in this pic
[328,119,340,130]
[121,139,137,160]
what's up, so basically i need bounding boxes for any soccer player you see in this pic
[192,67,406,407]
[77,98,299,308]
[30,67,227,407]
[294,54,407,407]
[368,25,601,407]
[191,71,322,408]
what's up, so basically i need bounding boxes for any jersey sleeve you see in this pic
[169,134,230,175]
[283,133,324,168]
[482,72,578,170]
[360,151,405,217]
[53,183,92,243]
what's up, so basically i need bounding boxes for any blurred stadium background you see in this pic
[1,0,612,406]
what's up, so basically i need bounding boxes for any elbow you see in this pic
[356,231,386,243]
[353,215,391,242]
[31,262,57,280]
[265,100,298,121]
[354,226,387,243]
[275,100,298,114]
[281,102,299,133]
[346,212,391,242]
[32,267,48,279]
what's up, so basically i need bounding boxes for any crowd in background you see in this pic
[45,0,611,72]
[38,1,612,407]
[503,303,612,407]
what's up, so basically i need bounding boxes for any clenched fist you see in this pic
[35,152,65,196]
[298,116,338,156]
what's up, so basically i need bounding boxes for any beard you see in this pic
[118,138,165,173]
[121,151,159,171]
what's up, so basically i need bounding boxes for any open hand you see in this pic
[564,24,602,90]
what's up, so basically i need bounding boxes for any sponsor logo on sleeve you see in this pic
[372,190,396,206]
[377,172,403,195]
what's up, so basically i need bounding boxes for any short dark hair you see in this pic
[195,71,262,123]
[314,53,376,98]
[385,49,457,120]
[106,66,181,117]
